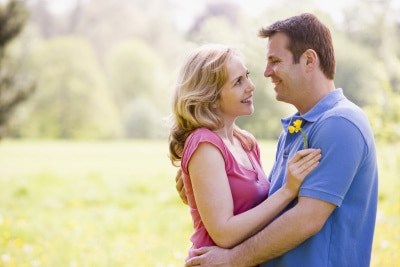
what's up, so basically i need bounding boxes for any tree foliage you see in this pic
[106,39,168,137]
[0,0,35,138]
[339,0,400,141]
[4,0,400,141]
[106,39,164,104]
[15,36,120,139]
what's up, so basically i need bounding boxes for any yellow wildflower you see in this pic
[288,119,308,149]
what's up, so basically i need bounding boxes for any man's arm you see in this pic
[185,196,336,267]
[231,196,336,265]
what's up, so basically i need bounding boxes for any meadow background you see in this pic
[0,140,398,267]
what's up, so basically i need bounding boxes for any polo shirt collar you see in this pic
[281,88,345,128]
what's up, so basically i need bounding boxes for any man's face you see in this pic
[264,32,304,104]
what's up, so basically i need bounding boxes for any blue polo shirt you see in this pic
[262,89,378,267]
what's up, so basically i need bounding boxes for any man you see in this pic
[183,13,378,267]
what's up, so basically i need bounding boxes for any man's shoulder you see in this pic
[323,98,367,123]
[313,98,374,144]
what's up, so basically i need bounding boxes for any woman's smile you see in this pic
[241,95,253,104]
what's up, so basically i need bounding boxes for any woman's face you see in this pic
[216,55,255,124]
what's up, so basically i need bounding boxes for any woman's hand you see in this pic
[284,148,321,195]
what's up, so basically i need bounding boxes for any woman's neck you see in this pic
[214,125,235,144]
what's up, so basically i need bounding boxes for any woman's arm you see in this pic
[189,143,321,248]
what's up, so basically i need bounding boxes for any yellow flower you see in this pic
[293,119,302,131]
[288,119,308,149]
[288,119,302,133]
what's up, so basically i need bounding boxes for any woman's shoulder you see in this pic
[182,128,226,171]
[191,127,212,135]
[188,128,220,142]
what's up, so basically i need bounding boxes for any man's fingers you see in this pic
[192,246,214,255]
[184,255,202,267]
[184,247,215,266]
[184,258,196,267]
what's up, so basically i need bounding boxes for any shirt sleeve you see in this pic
[181,129,226,174]
[299,116,367,207]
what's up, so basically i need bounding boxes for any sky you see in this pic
[45,0,352,18]
[168,0,357,31]
[44,0,400,31]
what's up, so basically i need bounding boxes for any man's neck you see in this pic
[296,81,335,115]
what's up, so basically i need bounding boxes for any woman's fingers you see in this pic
[291,148,320,162]
[290,149,321,165]
[289,149,321,177]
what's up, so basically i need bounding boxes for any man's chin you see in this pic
[275,94,291,104]
[275,93,283,102]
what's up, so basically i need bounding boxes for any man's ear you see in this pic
[304,49,318,66]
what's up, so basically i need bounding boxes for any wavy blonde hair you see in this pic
[168,44,255,168]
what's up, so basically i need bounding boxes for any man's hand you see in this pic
[184,246,233,267]
[175,168,188,205]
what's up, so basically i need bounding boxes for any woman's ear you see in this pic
[212,98,220,109]
[212,102,219,112]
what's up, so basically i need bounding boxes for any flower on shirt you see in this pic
[288,119,308,149]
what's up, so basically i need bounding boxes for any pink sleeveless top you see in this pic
[181,128,270,259]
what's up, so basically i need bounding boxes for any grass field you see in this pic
[0,140,398,266]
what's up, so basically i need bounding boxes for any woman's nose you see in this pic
[247,79,255,92]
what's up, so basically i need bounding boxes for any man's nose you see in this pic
[264,65,272,77]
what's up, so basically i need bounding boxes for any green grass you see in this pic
[0,140,398,266]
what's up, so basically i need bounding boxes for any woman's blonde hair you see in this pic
[168,44,255,167]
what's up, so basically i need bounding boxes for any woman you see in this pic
[168,44,321,261]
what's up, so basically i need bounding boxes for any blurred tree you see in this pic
[106,39,164,102]
[364,79,400,142]
[334,33,381,107]
[24,0,187,139]
[16,36,120,139]
[0,0,35,138]
[18,0,400,141]
[189,1,240,35]
[125,97,162,139]
[27,0,53,38]
[106,39,168,138]
[341,0,400,141]
[74,0,142,61]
